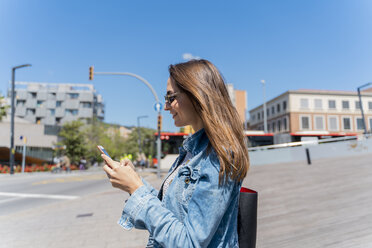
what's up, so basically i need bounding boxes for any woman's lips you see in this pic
[172,113,178,119]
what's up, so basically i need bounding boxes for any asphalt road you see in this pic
[0,168,112,217]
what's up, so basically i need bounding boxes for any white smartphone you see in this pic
[97,145,111,159]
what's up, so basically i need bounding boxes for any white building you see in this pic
[10,82,104,125]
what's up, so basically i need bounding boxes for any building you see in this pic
[0,115,59,163]
[10,82,104,125]
[226,84,248,125]
[249,89,372,140]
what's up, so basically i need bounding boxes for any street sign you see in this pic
[154,102,162,112]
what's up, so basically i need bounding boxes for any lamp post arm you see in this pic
[94,72,160,103]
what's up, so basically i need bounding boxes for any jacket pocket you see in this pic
[178,166,200,204]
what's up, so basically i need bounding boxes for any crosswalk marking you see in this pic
[0,192,79,200]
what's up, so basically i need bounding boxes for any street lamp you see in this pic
[357,82,372,134]
[90,68,163,178]
[137,115,148,155]
[10,64,31,174]
[261,80,268,133]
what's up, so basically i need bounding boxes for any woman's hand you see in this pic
[102,154,144,194]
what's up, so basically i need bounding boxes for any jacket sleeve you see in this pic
[117,177,159,230]
[118,157,237,248]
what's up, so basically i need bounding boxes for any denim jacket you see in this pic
[118,129,241,248]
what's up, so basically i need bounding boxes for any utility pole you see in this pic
[137,115,148,155]
[10,64,31,174]
[261,80,268,133]
[357,82,372,134]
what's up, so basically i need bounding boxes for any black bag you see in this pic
[238,187,257,248]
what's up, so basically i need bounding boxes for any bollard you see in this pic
[305,148,311,165]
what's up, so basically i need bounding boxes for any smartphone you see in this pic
[97,145,112,179]
[97,145,111,159]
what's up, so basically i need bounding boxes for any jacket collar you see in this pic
[180,128,209,156]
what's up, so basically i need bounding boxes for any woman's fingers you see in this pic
[103,164,114,178]
[101,154,120,169]
[121,158,135,170]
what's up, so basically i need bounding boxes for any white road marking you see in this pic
[0,192,80,200]
[0,197,19,204]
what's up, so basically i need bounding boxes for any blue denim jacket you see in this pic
[118,129,241,248]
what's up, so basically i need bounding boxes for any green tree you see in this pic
[57,120,87,164]
[124,127,156,160]
[83,118,108,162]
[0,94,9,122]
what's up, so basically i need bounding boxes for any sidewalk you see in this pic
[1,153,372,248]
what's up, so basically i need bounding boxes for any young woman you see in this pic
[102,59,249,248]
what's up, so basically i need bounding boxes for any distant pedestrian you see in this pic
[79,157,87,170]
[101,59,249,247]
[61,155,71,173]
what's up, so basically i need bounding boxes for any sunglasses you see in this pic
[164,92,180,104]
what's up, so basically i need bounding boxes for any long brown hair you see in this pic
[169,59,249,183]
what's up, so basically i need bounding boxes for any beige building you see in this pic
[249,89,372,135]
[227,84,247,124]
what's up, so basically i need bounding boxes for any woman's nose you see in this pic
[164,102,171,110]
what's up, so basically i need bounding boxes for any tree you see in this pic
[0,94,9,122]
[57,120,87,164]
[83,118,108,162]
[124,127,156,160]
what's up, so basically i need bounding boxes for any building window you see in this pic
[48,92,56,100]
[356,118,364,130]
[257,112,260,120]
[277,104,281,113]
[328,100,336,109]
[271,106,275,115]
[283,101,287,111]
[272,122,276,132]
[17,100,26,107]
[328,116,339,131]
[369,102,372,111]
[342,100,349,110]
[56,117,62,125]
[342,117,351,130]
[300,98,309,109]
[29,92,37,99]
[314,116,325,130]
[369,118,372,132]
[66,109,78,116]
[266,108,269,117]
[283,118,287,131]
[314,99,322,109]
[26,108,35,115]
[68,93,79,99]
[36,117,42,124]
[81,102,92,108]
[355,101,361,110]
[49,109,55,116]
[300,116,311,130]
[277,120,281,132]
[37,100,44,107]
[268,123,271,131]
[56,101,62,107]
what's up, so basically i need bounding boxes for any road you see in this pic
[0,169,111,217]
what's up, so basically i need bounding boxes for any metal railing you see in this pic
[247,135,369,152]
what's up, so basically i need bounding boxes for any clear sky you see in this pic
[1,0,372,132]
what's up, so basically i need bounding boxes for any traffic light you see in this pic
[89,66,94,80]
[157,115,162,131]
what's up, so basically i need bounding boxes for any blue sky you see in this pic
[1,0,372,132]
